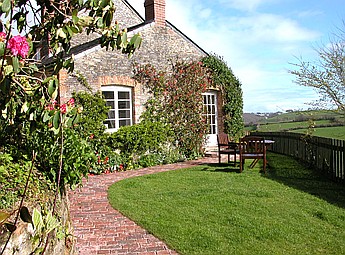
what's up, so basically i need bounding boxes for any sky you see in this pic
[126,0,344,113]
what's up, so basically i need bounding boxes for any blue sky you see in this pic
[127,0,344,113]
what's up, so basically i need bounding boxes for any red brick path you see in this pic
[69,157,217,254]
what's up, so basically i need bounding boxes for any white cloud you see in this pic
[125,0,323,112]
[217,0,278,12]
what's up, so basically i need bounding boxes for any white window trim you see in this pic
[202,91,218,135]
[101,85,133,132]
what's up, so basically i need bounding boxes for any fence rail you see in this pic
[252,132,345,183]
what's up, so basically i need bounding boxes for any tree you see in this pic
[0,1,141,253]
[289,22,345,111]
[0,0,142,185]
[202,54,244,139]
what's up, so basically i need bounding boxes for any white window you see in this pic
[203,92,217,135]
[101,86,133,132]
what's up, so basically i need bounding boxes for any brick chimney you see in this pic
[144,0,166,27]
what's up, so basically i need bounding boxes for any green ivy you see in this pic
[202,54,244,140]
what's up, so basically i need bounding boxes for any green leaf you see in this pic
[20,206,33,224]
[121,32,128,47]
[72,10,79,24]
[53,111,60,129]
[66,26,74,37]
[42,111,51,123]
[45,212,59,234]
[21,101,29,113]
[12,56,19,74]
[0,211,10,225]
[0,42,5,57]
[48,79,58,97]
[56,28,66,39]
[32,208,43,231]
[130,34,142,49]
[97,17,103,28]
[1,0,11,13]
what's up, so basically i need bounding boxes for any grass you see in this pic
[257,120,332,132]
[293,126,345,140]
[108,154,345,255]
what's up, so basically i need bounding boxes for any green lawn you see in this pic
[108,154,345,255]
[293,126,345,140]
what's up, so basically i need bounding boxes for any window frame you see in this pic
[101,85,133,132]
[202,91,218,135]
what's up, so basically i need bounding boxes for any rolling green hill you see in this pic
[245,110,345,140]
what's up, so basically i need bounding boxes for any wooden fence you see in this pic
[252,132,345,183]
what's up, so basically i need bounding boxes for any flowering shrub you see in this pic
[134,61,211,158]
[7,35,30,58]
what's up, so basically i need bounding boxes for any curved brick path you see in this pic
[68,157,217,254]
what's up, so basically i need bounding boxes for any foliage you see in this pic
[0,1,142,252]
[0,153,53,211]
[289,22,345,111]
[202,54,244,140]
[133,61,211,158]
[73,91,109,147]
[108,121,180,169]
[109,153,345,255]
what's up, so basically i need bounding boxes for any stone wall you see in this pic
[70,0,144,48]
[60,23,207,124]
[0,196,74,255]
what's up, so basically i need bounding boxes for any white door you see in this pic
[203,92,218,147]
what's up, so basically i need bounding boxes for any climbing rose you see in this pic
[67,98,75,107]
[0,32,6,42]
[60,104,67,114]
[7,35,29,58]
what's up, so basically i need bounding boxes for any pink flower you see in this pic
[60,104,67,114]
[45,104,55,111]
[7,35,29,58]
[0,32,6,42]
[67,98,75,107]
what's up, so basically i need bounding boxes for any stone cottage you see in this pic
[59,0,223,147]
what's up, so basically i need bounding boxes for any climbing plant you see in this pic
[133,61,211,158]
[202,54,244,140]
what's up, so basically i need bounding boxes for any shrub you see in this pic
[109,121,179,169]
[0,153,53,211]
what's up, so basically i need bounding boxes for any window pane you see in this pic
[102,91,114,99]
[119,119,131,127]
[211,105,215,114]
[118,101,130,109]
[119,110,130,118]
[106,101,115,109]
[211,125,216,134]
[211,95,215,104]
[107,110,115,119]
[104,120,116,129]
[118,91,130,99]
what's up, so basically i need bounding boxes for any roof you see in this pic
[70,0,208,58]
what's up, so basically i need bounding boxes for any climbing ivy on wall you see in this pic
[133,61,211,158]
[202,54,244,139]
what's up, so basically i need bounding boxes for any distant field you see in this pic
[247,110,345,140]
[257,120,332,132]
[258,110,345,124]
[293,126,345,140]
